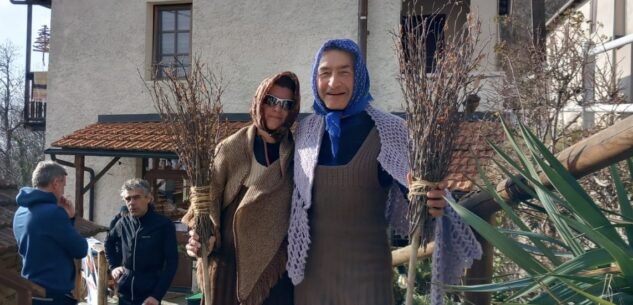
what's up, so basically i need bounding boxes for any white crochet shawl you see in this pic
[286,105,481,304]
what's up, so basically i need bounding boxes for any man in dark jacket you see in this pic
[105,178,178,305]
[13,161,88,305]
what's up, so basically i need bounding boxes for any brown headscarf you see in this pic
[249,71,301,141]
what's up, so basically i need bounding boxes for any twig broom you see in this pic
[393,3,484,304]
[144,57,227,305]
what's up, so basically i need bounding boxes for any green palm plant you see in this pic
[446,119,633,305]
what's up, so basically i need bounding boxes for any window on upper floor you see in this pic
[153,4,191,79]
[401,14,446,73]
[498,0,511,16]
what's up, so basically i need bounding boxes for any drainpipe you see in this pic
[50,154,97,221]
[358,0,368,60]
[582,41,596,129]
[24,4,33,123]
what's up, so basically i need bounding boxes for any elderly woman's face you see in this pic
[262,85,292,131]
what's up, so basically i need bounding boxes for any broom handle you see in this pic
[405,225,421,305]
[200,244,213,305]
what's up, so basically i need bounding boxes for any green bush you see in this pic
[447,120,633,304]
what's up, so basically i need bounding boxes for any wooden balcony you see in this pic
[23,100,46,130]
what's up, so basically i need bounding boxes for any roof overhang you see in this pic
[545,0,583,29]
[46,113,255,159]
[44,147,178,159]
[9,0,51,9]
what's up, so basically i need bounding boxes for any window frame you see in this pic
[153,4,192,79]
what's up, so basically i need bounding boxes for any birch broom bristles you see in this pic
[144,57,227,305]
[393,2,484,304]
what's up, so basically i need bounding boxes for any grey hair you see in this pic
[120,178,152,197]
[32,161,67,187]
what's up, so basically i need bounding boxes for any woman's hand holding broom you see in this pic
[407,173,448,218]
[186,230,217,258]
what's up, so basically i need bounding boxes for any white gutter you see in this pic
[589,33,633,56]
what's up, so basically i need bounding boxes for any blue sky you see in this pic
[0,1,51,71]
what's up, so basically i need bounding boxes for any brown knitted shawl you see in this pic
[185,71,299,304]
[196,124,293,305]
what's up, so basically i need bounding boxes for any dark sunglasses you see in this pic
[264,95,295,111]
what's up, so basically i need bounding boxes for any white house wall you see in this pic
[549,0,633,129]
[46,0,500,227]
[470,0,500,110]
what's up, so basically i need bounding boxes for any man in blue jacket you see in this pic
[105,178,178,305]
[13,161,88,305]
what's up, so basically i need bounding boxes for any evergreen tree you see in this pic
[33,25,50,66]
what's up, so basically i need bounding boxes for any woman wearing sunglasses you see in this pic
[184,71,300,305]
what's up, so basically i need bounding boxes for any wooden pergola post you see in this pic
[73,155,85,301]
[95,244,108,305]
[464,214,495,305]
[74,155,85,218]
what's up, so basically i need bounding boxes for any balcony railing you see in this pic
[24,100,46,130]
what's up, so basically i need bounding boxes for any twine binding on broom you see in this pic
[190,186,212,215]
[407,179,438,201]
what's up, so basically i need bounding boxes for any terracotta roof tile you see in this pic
[445,121,505,191]
[51,121,250,153]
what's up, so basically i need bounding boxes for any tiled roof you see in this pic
[50,118,503,192]
[51,121,250,152]
[445,121,505,191]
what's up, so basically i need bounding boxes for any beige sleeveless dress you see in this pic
[295,128,393,305]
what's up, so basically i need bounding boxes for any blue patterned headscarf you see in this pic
[312,38,373,157]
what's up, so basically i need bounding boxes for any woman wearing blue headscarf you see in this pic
[286,39,480,305]
[286,39,424,305]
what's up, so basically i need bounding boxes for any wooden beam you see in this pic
[391,242,434,266]
[94,243,107,305]
[150,159,160,201]
[82,157,120,194]
[73,260,82,300]
[0,268,45,305]
[74,155,85,218]
[464,214,495,305]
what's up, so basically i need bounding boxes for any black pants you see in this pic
[32,293,77,305]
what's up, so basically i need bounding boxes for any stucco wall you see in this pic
[628,0,633,34]
[46,0,500,228]
[46,0,401,228]
[595,0,615,38]
[47,0,148,228]
[617,0,633,101]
